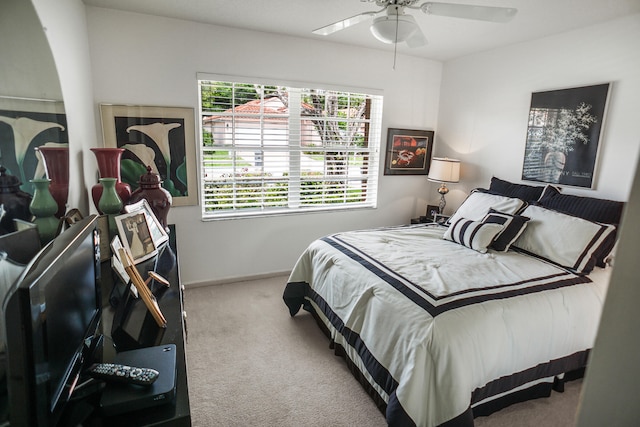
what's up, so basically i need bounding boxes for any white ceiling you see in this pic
[81,0,640,61]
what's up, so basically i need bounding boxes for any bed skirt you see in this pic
[284,281,587,427]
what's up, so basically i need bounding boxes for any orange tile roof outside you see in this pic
[203,98,317,124]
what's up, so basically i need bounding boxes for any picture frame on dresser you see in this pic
[114,211,158,264]
[124,199,169,247]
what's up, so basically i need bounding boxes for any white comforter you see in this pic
[286,224,610,427]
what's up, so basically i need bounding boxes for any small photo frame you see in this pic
[425,204,440,222]
[384,128,434,175]
[64,208,84,226]
[114,211,157,264]
[124,199,169,247]
[434,214,450,226]
[109,236,131,284]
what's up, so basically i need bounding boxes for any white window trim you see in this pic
[197,74,384,220]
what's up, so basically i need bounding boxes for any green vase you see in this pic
[29,178,60,245]
[98,177,123,237]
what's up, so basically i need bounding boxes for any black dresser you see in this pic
[73,225,191,427]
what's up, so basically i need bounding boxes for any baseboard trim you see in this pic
[184,270,291,288]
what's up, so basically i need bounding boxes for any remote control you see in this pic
[88,363,159,386]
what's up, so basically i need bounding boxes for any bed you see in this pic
[283,178,624,427]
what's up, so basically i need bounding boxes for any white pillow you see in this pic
[443,217,505,253]
[512,205,616,274]
[448,190,527,225]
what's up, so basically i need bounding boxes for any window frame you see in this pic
[197,73,384,220]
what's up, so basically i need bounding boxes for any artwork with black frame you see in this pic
[384,128,434,175]
[0,97,67,195]
[521,83,610,188]
[100,104,197,206]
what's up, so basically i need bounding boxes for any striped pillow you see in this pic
[483,209,530,252]
[443,217,505,253]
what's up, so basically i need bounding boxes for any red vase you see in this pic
[127,165,172,229]
[91,148,132,213]
[37,146,69,218]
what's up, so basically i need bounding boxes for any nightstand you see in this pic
[411,216,434,224]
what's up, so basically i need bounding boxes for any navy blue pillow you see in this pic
[489,177,545,202]
[482,209,530,252]
[538,185,625,225]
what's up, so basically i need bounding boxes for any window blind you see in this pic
[198,78,383,219]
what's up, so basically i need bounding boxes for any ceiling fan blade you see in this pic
[406,26,427,48]
[312,11,378,36]
[420,2,518,23]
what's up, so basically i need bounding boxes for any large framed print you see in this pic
[383,128,434,175]
[0,96,67,195]
[100,104,197,206]
[521,83,610,188]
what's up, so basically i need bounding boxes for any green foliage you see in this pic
[200,81,279,112]
[202,130,213,146]
[204,170,363,212]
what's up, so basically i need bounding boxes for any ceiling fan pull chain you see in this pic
[393,9,399,69]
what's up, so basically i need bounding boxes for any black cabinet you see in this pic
[75,226,191,426]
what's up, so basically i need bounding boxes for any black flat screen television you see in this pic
[2,214,102,427]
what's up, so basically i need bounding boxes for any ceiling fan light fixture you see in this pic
[370,14,418,44]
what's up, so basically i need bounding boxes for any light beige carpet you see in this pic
[184,274,581,426]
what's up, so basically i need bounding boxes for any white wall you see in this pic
[84,7,443,285]
[437,14,640,210]
[32,0,97,213]
[0,0,60,100]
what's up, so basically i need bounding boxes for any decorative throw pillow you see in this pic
[443,217,505,253]
[537,186,623,267]
[512,205,616,274]
[482,209,530,252]
[447,190,527,226]
[488,177,546,202]
[538,185,625,225]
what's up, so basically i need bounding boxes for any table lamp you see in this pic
[427,157,460,214]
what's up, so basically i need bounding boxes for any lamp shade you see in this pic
[428,157,460,183]
[370,14,418,44]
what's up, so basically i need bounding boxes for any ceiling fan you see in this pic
[313,0,518,47]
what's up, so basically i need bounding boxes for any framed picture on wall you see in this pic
[100,104,198,206]
[521,83,610,189]
[0,96,67,195]
[383,128,434,175]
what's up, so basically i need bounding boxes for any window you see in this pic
[197,76,383,219]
